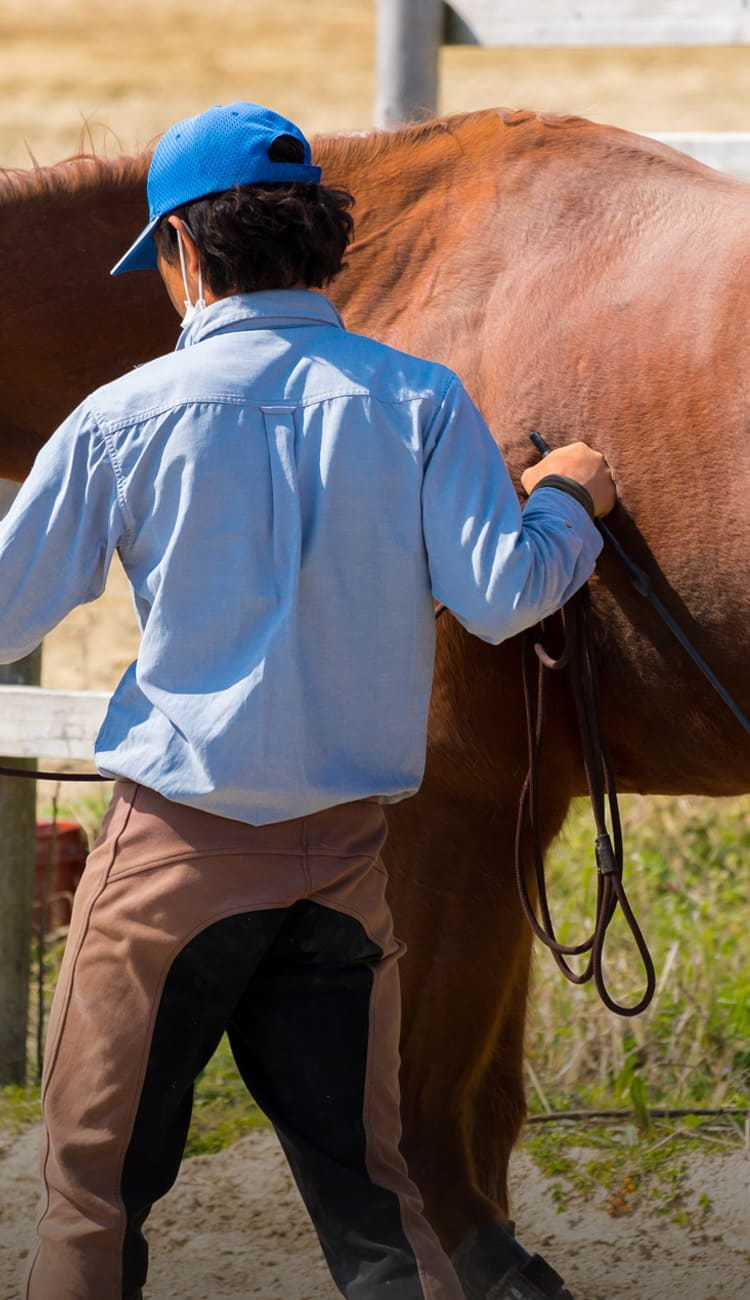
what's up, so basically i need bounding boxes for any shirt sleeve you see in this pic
[0,402,126,663]
[421,377,603,644]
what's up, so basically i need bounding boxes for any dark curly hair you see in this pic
[156,134,354,295]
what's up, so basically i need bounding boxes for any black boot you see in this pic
[452,1222,574,1300]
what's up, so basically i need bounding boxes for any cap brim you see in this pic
[110,215,161,276]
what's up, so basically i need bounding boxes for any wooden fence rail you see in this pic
[376,0,750,179]
[440,0,750,47]
[0,685,108,761]
[0,682,106,1085]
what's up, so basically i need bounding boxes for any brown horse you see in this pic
[2,108,750,1275]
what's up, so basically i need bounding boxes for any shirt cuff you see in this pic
[529,473,595,520]
[523,485,604,561]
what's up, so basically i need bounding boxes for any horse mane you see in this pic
[0,106,717,209]
[0,151,149,207]
[317,110,480,162]
[317,105,718,184]
[316,107,592,167]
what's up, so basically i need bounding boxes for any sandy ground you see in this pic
[1,1125,748,1300]
[2,3,750,1297]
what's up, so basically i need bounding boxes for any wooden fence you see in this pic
[376,0,750,177]
[0,686,107,760]
[0,681,106,1085]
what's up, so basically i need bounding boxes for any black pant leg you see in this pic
[119,909,288,1297]
[226,899,462,1300]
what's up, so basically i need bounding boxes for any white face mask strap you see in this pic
[176,225,206,316]
[176,230,192,313]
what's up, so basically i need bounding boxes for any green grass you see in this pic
[525,793,750,1117]
[0,1084,42,1133]
[520,1112,743,1223]
[519,792,749,1214]
[186,1036,269,1156]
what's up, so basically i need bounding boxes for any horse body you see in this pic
[327,112,750,798]
[2,109,750,1253]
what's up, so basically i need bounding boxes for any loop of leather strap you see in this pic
[514,585,656,1017]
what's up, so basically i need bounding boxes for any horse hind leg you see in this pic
[449,832,576,1297]
[450,962,573,1300]
[386,793,537,1248]
[465,937,534,1216]
[396,882,573,1300]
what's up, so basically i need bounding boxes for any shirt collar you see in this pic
[175,289,345,350]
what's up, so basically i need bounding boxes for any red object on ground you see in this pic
[33,821,89,934]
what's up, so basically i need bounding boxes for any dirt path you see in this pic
[2,1125,748,1299]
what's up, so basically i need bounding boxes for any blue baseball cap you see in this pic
[111,101,322,275]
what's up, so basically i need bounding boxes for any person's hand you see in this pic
[521,441,617,517]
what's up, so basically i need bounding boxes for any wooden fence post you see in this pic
[375,0,442,127]
[374,2,750,178]
[0,481,41,1086]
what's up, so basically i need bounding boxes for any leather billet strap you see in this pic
[0,762,106,781]
[529,473,595,520]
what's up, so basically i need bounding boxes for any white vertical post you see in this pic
[375,0,442,128]
[0,480,42,1085]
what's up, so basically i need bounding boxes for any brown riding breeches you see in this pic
[25,781,464,1300]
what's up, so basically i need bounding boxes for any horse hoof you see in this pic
[452,1223,574,1300]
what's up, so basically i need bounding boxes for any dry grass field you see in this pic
[2,0,750,172]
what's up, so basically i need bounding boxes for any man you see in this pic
[5,103,614,1299]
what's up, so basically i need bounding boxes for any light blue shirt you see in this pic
[0,290,601,823]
